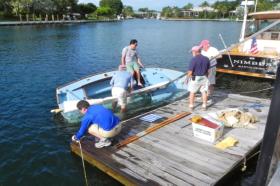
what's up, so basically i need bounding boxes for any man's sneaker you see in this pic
[95,138,111,148]
[207,99,213,104]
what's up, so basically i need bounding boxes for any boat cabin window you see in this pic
[245,19,280,38]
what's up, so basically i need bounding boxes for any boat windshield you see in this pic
[245,19,280,37]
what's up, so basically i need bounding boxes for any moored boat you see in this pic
[54,68,188,122]
[217,9,280,79]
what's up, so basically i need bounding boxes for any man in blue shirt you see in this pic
[72,100,121,148]
[187,46,210,111]
[110,65,134,113]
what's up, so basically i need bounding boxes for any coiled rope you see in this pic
[78,141,89,186]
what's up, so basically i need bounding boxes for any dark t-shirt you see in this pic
[188,54,210,76]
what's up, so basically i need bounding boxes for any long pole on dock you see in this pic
[115,112,191,149]
[254,64,280,186]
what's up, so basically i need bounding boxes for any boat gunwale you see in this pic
[248,11,280,20]
[56,67,184,91]
[221,51,280,58]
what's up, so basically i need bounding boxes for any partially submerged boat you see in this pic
[217,10,280,79]
[54,68,188,122]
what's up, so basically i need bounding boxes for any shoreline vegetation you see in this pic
[0,0,278,24]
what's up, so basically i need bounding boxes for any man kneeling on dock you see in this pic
[72,100,121,148]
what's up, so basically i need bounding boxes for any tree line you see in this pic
[0,0,279,20]
[161,0,280,19]
[0,0,123,20]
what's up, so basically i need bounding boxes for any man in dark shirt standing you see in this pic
[187,46,210,111]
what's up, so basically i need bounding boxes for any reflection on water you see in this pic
[216,73,273,98]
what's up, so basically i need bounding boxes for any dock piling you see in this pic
[255,64,280,186]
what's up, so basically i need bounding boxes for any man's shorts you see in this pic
[112,87,127,107]
[88,123,122,138]
[188,76,209,93]
[126,62,139,73]
[208,67,216,85]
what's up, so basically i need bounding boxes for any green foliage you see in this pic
[123,5,133,17]
[76,3,97,17]
[96,6,112,16]
[99,0,123,15]
[199,1,210,7]
[172,6,183,17]
[161,6,173,17]
[183,3,193,10]
[138,7,148,12]
[257,0,274,11]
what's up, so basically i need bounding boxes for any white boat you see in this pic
[217,3,280,79]
[53,68,188,122]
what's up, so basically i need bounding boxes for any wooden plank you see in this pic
[71,142,136,186]
[133,139,222,180]
[115,112,191,149]
[140,135,227,173]
[112,152,173,185]
[217,68,275,79]
[116,149,192,186]
[126,143,216,185]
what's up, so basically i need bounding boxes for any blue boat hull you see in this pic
[56,68,188,123]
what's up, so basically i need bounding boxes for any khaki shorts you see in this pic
[188,76,209,93]
[112,87,127,107]
[88,123,122,138]
[126,62,139,73]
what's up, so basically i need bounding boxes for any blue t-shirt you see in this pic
[110,71,133,89]
[75,105,120,140]
[188,54,210,76]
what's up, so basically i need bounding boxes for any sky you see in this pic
[79,0,216,11]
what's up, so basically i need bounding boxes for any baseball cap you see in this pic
[200,40,210,47]
[191,46,201,52]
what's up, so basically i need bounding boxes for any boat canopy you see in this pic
[248,11,280,20]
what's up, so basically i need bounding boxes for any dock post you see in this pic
[255,64,280,186]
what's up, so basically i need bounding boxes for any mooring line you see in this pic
[78,141,89,186]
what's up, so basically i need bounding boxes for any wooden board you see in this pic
[217,68,275,79]
[71,91,270,185]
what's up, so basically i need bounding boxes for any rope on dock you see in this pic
[78,141,89,186]
[241,150,261,172]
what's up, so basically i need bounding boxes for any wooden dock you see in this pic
[71,91,270,185]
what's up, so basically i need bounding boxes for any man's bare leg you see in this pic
[135,70,143,86]
[208,85,214,97]
[189,92,195,110]
[202,91,208,110]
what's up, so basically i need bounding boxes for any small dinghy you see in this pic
[52,68,188,122]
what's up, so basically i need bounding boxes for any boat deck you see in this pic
[71,91,270,185]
